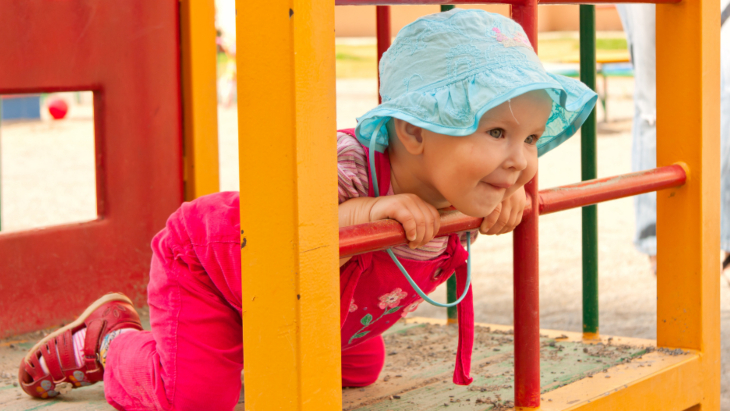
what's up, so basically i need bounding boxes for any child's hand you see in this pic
[480,186,527,235]
[370,194,441,249]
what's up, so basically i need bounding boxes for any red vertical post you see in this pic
[375,6,391,103]
[511,1,540,409]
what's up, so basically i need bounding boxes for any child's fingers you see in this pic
[399,197,427,248]
[485,201,511,235]
[509,208,524,232]
[479,203,502,234]
[392,206,418,243]
[499,206,523,234]
[430,204,441,238]
[414,200,436,247]
[403,215,420,245]
[411,203,428,248]
[497,206,517,234]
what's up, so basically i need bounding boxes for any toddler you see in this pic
[17,9,596,411]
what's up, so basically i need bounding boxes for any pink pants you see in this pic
[102,193,385,411]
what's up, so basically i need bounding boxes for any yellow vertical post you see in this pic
[180,0,220,200]
[656,0,721,408]
[237,0,341,410]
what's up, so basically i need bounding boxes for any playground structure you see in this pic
[0,0,720,409]
[0,0,219,337]
[239,0,720,410]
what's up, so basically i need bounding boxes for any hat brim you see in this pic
[355,67,597,157]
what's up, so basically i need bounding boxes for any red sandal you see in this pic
[18,292,143,399]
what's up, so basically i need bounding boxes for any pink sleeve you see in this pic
[337,132,370,204]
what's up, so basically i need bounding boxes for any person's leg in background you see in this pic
[619,4,730,281]
[616,4,659,271]
[720,0,730,283]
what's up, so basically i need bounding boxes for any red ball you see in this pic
[48,98,69,120]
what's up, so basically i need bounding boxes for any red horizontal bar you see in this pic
[336,0,679,5]
[339,164,686,258]
[536,164,686,215]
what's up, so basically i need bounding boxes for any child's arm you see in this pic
[479,185,527,235]
[339,194,441,266]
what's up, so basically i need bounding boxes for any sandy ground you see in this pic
[1,79,728,408]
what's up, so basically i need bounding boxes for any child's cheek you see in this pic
[519,156,539,184]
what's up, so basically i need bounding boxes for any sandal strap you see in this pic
[39,338,65,381]
[22,353,46,381]
[83,318,107,373]
[56,329,77,371]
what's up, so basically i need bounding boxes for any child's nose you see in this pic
[504,142,528,171]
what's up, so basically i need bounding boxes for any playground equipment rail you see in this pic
[339,164,687,258]
[238,0,719,409]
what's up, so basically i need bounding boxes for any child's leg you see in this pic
[341,335,385,387]
[103,229,243,411]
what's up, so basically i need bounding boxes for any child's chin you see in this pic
[453,200,500,218]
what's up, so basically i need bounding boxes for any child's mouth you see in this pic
[481,180,512,190]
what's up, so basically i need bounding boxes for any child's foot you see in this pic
[17,293,143,398]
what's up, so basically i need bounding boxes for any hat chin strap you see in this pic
[368,122,472,308]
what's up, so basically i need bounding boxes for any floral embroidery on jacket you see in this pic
[401,299,423,318]
[378,288,407,310]
[349,299,358,313]
[348,288,408,345]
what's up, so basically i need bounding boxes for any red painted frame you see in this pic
[0,0,183,337]
[340,161,685,406]
[508,3,541,406]
[367,6,685,405]
[340,166,686,258]
[376,6,392,104]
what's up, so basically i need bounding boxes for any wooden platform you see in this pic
[0,318,694,410]
[342,318,696,410]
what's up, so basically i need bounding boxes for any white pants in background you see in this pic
[616,4,730,254]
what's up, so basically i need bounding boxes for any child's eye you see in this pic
[488,128,503,138]
[524,135,539,145]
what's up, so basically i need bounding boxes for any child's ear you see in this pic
[392,118,424,155]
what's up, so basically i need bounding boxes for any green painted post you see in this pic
[442,3,457,322]
[446,274,457,322]
[579,5,599,337]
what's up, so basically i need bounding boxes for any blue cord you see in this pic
[368,123,472,308]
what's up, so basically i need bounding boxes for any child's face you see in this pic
[410,90,552,217]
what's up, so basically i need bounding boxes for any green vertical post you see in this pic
[579,5,599,337]
[446,274,457,323]
[442,3,457,322]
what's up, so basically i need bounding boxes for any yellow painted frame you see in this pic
[235,0,721,409]
[237,1,341,410]
[655,0,721,408]
[180,0,220,200]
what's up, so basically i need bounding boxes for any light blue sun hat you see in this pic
[356,9,598,310]
[355,8,598,157]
